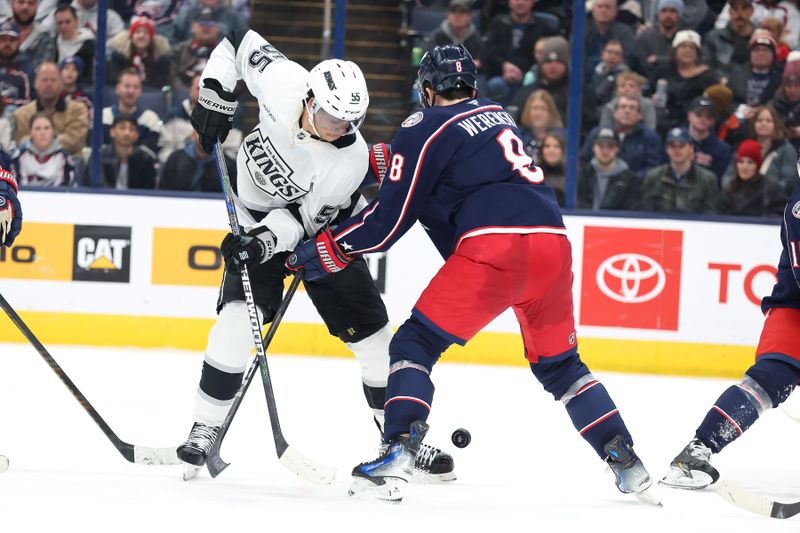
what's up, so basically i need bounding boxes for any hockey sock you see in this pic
[562,376,632,459]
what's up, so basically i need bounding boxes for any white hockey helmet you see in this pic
[306,59,369,136]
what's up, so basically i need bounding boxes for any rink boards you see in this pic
[0,190,784,377]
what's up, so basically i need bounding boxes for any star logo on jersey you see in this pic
[401,111,423,128]
[340,241,353,252]
[792,201,800,219]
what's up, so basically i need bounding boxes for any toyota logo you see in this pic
[596,253,666,303]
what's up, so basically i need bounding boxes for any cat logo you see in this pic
[72,225,132,282]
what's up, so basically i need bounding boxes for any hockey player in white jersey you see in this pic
[175,30,455,481]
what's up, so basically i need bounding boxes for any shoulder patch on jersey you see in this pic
[401,111,424,128]
[793,201,800,219]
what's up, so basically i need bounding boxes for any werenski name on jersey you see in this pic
[201,30,369,252]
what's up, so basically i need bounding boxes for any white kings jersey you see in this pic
[201,30,368,253]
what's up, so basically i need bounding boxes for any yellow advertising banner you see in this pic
[151,227,227,286]
[0,222,73,280]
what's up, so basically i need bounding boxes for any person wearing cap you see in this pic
[685,96,731,182]
[59,55,92,120]
[424,0,484,67]
[770,59,800,150]
[576,127,640,210]
[583,0,638,81]
[0,18,35,106]
[715,0,800,48]
[107,15,173,89]
[13,61,88,155]
[11,111,75,187]
[170,7,221,89]
[703,0,754,74]
[635,0,684,74]
[483,0,558,104]
[727,29,783,115]
[82,113,157,189]
[720,138,787,216]
[102,67,163,152]
[649,29,720,130]
[4,0,56,66]
[53,4,94,83]
[582,94,664,179]
[172,0,247,45]
[641,127,720,214]
[509,35,569,120]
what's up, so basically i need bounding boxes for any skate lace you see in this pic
[415,443,439,469]
[186,425,219,453]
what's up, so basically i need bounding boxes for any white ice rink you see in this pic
[0,343,798,532]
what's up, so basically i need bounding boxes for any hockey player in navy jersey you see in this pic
[175,30,454,482]
[661,178,800,490]
[287,44,660,504]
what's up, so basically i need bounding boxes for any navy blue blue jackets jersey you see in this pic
[334,98,566,258]
[762,187,800,312]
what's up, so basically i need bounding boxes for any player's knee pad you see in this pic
[205,301,265,372]
[745,357,800,408]
[530,354,591,401]
[346,323,392,387]
[388,316,452,371]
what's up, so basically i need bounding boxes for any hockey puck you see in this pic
[451,428,471,448]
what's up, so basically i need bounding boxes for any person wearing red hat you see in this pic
[729,29,783,115]
[720,138,787,216]
[106,15,173,89]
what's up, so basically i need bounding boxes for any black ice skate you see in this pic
[349,420,429,502]
[604,435,661,506]
[177,422,220,479]
[414,443,456,482]
[660,438,719,490]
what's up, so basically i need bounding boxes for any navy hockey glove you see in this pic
[285,228,352,282]
[366,142,392,186]
[220,226,277,271]
[0,168,21,247]
[191,78,238,153]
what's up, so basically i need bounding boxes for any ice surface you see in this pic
[0,343,798,532]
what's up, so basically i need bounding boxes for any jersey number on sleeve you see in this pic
[790,240,800,268]
[496,129,543,184]
[388,154,405,182]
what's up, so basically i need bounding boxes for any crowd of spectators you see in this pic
[0,0,246,192]
[416,0,800,217]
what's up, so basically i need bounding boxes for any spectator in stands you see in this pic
[539,131,566,205]
[170,7,219,89]
[54,4,94,83]
[172,0,246,44]
[641,127,720,213]
[686,96,731,182]
[720,138,787,216]
[589,39,630,112]
[59,55,91,119]
[704,83,746,147]
[650,29,720,131]
[520,35,548,86]
[703,0,754,75]
[635,0,684,75]
[582,95,664,179]
[132,0,182,40]
[770,58,800,150]
[71,0,124,39]
[107,16,173,89]
[748,104,797,193]
[425,0,484,67]
[13,61,88,154]
[600,71,657,131]
[518,89,563,162]
[0,19,34,107]
[728,29,782,113]
[12,111,74,186]
[7,0,54,66]
[509,36,569,121]
[583,0,637,80]
[577,127,640,210]
[715,0,800,47]
[158,72,240,163]
[0,100,13,149]
[84,113,157,189]
[160,131,228,192]
[482,0,557,104]
[758,17,789,64]
[102,67,163,152]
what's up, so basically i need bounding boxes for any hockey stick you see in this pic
[205,274,300,477]
[211,143,336,485]
[717,480,800,519]
[0,292,181,465]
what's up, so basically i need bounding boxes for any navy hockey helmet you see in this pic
[416,44,477,108]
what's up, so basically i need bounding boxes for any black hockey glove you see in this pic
[220,226,277,272]
[0,169,21,247]
[191,78,238,153]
